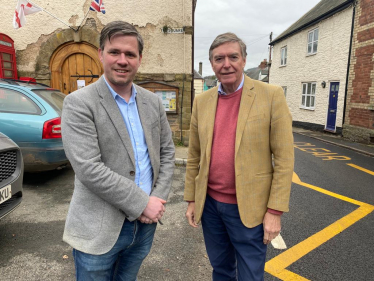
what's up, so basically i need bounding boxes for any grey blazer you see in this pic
[61,76,175,255]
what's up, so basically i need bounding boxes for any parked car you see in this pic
[0,132,23,220]
[0,79,69,172]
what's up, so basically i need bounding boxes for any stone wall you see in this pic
[343,0,374,143]
[135,73,193,146]
[3,0,193,74]
[2,0,194,145]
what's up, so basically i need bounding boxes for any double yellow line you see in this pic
[265,172,374,280]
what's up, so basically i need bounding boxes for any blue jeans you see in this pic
[73,220,157,281]
[201,195,267,281]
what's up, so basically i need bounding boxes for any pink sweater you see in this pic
[207,88,242,204]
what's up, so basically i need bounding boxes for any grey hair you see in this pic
[209,32,247,61]
[99,21,144,55]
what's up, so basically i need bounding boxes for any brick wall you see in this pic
[343,0,374,143]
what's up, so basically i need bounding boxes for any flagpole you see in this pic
[41,9,78,31]
[27,0,78,32]
[76,8,91,32]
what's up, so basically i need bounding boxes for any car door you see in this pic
[0,85,47,144]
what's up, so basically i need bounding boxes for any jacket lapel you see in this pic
[97,77,136,167]
[134,87,155,169]
[235,76,256,157]
[205,90,218,162]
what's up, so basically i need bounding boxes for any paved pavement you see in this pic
[175,127,374,163]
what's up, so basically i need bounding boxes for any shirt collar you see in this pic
[218,74,245,96]
[103,75,137,103]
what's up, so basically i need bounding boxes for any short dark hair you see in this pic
[209,32,247,61]
[99,21,144,55]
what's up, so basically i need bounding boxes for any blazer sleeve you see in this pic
[61,92,149,221]
[150,96,175,200]
[267,86,294,212]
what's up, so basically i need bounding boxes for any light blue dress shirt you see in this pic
[218,74,245,95]
[103,76,153,195]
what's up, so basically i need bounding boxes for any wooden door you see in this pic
[50,42,103,95]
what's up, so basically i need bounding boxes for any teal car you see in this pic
[0,79,69,172]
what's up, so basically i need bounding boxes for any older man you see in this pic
[184,32,294,280]
[62,21,175,280]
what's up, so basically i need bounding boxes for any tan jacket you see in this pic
[184,76,294,228]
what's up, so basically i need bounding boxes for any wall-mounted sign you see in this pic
[155,91,177,112]
[138,81,179,114]
[160,27,184,34]
[0,40,12,47]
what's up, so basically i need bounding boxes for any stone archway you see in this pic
[50,42,103,94]
[33,22,101,87]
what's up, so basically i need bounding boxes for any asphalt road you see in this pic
[0,133,373,280]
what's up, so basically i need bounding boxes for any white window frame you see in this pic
[307,28,319,55]
[301,82,316,109]
[281,46,287,66]
[282,86,287,97]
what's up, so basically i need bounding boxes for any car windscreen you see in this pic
[32,90,65,115]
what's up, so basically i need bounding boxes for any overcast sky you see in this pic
[194,0,322,77]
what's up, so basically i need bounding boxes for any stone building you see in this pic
[343,0,374,143]
[2,0,195,145]
[245,59,269,83]
[193,69,204,95]
[269,0,354,134]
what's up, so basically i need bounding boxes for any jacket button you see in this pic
[130,171,135,176]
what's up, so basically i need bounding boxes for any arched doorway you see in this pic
[50,42,103,95]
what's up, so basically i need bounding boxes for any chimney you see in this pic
[259,59,268,70]
[199,62,202,76]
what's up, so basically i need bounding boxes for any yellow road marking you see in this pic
[347,163,374,176]
[265,172,374,280]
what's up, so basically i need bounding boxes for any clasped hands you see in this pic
[138,196,166,224]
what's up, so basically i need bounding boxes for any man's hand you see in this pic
[263,212,281,244]
[141,196,166,223]
[185,202,198,228]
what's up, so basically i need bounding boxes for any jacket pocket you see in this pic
[247,113,265,122]
[255,172,273,178]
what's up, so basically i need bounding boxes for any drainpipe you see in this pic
[342,1,356,128]
[180,74,185,143]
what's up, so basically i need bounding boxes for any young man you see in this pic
[184,32,294,280]
[62,21,175,280]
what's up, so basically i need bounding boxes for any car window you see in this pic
[32,90,65,114]
[0,88,41,114]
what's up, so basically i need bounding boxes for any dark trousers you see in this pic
[201,195,267,281]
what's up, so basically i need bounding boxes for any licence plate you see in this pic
[0,185,12,204]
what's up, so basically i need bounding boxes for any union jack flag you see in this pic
[90,0,105,14]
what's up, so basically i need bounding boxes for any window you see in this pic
[33,90,65,114]
[281,47,287,66]
[282,86,287,97]
[307,28,318,54]
[1,53,14,78]
[301,82,316,109]
[0,88,40,114]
